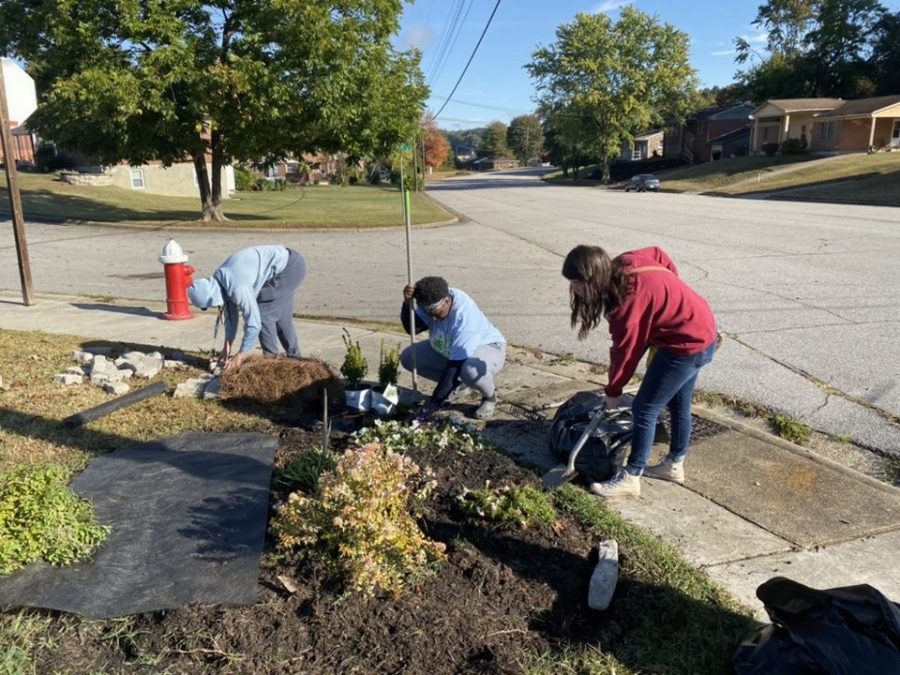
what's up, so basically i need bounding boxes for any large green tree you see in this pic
[506,114,543,164]
[0,1,427,221]
[478,121,511,159]
[735,0,887,99]
[526,9,697,181]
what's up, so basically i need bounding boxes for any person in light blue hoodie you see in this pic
[188,245,306,370]
[401,276,506,420]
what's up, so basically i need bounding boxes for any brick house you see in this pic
[620,130,664,161]
[809,95,900,152]
[0,123,36,167]
[665,103,756,164]
[748,99,844,153]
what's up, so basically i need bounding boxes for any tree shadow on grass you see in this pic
[7,189,270,224]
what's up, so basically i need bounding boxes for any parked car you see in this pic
[624,174,660,192]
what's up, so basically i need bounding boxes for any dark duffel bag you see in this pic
[547,391,632,484]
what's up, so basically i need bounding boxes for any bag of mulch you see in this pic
[547,391,632,483]
[733,576,900,675]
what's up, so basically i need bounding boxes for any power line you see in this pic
[433,0,502,120]
[428,0,475,87]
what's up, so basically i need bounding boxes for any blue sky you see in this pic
[395,0,900,130]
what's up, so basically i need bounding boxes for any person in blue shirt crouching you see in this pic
[401,276,506,421]
[188,245,306,371]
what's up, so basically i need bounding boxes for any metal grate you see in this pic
[690,414,729,442]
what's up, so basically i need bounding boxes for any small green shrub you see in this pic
[275,447,339,493]
[781,137,808,155]
[352,418,486,456]
[340,328,368,385]
[233,165,256,192]
[274,443,446,596]
[771,413,811,446]
[459,483,557,528]
[378,341,401,387]
[0,464,111,574]
[761,142,780,157]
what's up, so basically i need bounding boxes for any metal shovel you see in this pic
[542,406,606,490]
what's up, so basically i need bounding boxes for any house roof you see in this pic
[707,126,751,144]
[10,125,31,136]
[688,103,755,122]
[633,129,663,141]
[752,98,844,116]
[815,94,900,119]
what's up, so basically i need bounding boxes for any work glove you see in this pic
[603,394,622,411]
[414,400,440,424]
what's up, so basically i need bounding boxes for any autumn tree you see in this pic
[527,9,697,181]
[0,1,427,221]
[507,115,543,164]
[422,116,451,170]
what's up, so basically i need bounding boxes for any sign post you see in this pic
[0,57,36,306]
[398,142,417,392]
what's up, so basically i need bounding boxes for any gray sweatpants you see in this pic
[400,341,506,399]
[258,249,306,356]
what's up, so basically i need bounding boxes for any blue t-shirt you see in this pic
[214,245,290,352]
[414,288,505,360]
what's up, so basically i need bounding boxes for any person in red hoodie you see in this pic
[562,245,718,497]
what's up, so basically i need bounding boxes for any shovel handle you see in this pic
[565,405,629,475]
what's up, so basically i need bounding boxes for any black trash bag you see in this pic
[547,391,631,483]
[733,576,900,675]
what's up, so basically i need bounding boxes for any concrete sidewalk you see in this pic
[2,292,899,619]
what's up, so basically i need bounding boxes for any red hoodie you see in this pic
[604,247,717,397]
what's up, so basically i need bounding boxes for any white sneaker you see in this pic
[474,394,496,420]
[643,456,685,484]
[589,468,641,498]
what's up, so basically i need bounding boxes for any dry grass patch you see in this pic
[0,330,275,472]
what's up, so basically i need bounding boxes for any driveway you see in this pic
[2,168,899,453]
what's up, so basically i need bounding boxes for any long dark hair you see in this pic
[562,245,631,340]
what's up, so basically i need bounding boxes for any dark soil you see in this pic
[26,424,637,674]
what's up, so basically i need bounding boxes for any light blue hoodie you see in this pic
[188,245,289,352]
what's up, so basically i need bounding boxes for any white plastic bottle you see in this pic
[588,539,619,610]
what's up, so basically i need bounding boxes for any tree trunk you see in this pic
[601,157,610,183]
[192,153,223,222]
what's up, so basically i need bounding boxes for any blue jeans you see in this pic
[258,250,306,356]
[625,339,717,476]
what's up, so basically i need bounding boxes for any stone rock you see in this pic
[164,359,188,369]
[90,373,110,385]
[588,540,619,611]
[174,374,215,399]
[103,381,130,396]
[65,366,86,376]
[201,377,221,400]
[71,350,94,364]
[55,373,83,386]
[117,367,133,380]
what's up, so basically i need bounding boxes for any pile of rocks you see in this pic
[55,348,190,396]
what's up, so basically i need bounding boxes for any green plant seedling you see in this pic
[340,328,368,385]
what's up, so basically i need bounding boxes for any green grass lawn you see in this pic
[720,152,900,205]
[657,154,818,191]
[0,171,451,228]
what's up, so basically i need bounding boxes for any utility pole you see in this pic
[0,64,34,306]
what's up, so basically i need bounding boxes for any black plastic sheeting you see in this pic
[734,576,900,674]
[0,432,277,619]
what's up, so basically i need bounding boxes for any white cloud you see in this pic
[740,31,768,44]
[592,0,633,14]
[401,24,435,50]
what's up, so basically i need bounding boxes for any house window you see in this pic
[892,121,900,146]
[631,148,642,161]
[819,122,834,140]
[129,169,145,189]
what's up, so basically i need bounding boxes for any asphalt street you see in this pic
[2,168,899,453]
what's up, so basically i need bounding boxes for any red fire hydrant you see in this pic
[159,239,195,320]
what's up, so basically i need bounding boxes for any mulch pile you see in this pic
[218,357,342,419]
